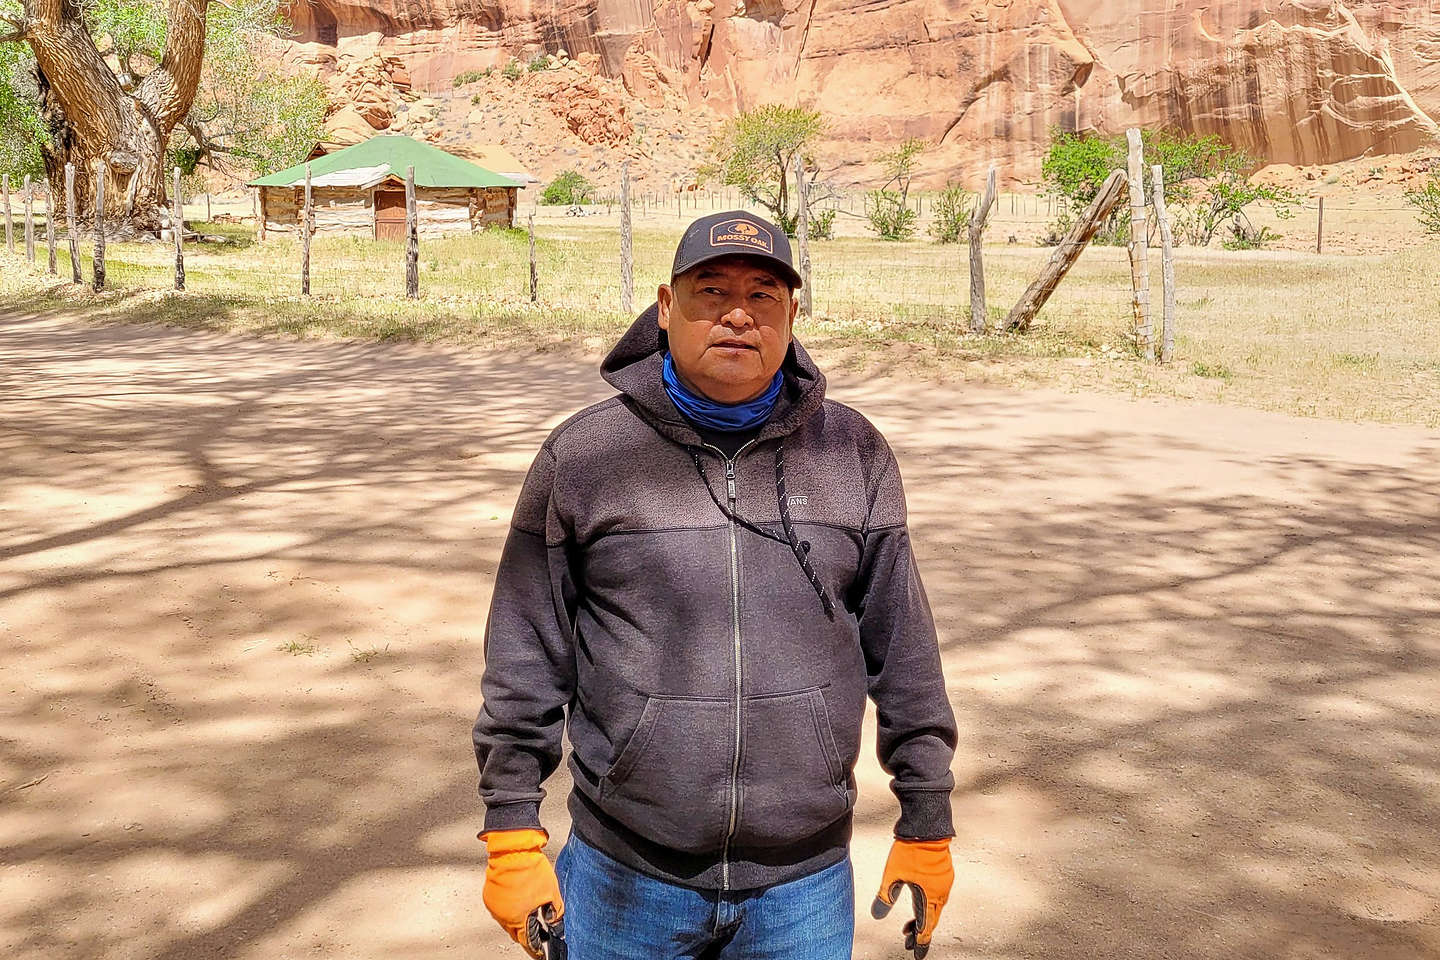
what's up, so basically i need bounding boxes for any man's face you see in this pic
[657,255,797,405]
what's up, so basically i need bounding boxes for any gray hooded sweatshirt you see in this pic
[473,307,957,890]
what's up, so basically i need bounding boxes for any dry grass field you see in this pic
[3,192,1438,427]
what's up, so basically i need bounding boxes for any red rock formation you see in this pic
[279,0,1440,183]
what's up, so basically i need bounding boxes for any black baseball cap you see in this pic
[671,210,802,290]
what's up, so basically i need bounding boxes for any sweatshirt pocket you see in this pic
[736,687,851,848]
[598,696,732,854]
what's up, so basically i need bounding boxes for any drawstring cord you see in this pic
[689,440,837,620]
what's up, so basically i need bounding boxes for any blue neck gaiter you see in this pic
[662,352,783,432]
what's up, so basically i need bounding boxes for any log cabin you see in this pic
[249,135,523,240]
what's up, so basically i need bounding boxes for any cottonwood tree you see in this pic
[0,0,322,233]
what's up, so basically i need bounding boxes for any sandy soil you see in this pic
[2,307,1438,960]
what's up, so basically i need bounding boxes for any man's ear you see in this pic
[657,284,674,331]
[787,288,799,339]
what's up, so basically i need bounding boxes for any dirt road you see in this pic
[2,308,1438,959]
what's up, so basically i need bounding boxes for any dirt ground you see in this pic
[2,306,1438,960]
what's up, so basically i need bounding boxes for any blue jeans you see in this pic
[555,832,855,960]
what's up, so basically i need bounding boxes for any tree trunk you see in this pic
[22,0,209,234]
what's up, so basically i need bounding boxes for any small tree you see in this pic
[866,138,926,240]
[1179,163,1299,248]
[928,182,974,243]
[540,170,593,205]
[1041,131,1127,243]
[807,206,835,240]
[1405,173,1440,234]
[699,104,824,235]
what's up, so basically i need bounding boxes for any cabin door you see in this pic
[374,189,406,241]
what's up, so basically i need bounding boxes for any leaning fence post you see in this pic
[620,160,633,314]
[65,164,80,283]
[1004,169,1128,332]
[1152,164,1176,363]
[45,180,56,275]
[92,164,106,292]
[528,211,538,303]
[404,165,418,300]
[301,162,312,296]
[172,166,185,291]
[794,154,813,318]
[3,174,11,252]
[23,175,34,263]
[1126,128,1153,359]
[968,165,999,333]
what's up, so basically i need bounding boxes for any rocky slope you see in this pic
[277,0,1440,186]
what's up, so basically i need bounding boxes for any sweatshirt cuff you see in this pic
[483,800,543,834]
[895,789,955,840]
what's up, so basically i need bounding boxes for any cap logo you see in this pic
[710,218,775,254]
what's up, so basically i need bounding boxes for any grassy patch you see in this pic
[1331,351,1380,371]
[1191,360,1234,381]
[4,217,1439,426]
[348,641,389,664]
[278,637,318,656]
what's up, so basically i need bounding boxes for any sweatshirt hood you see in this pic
[601,303,827,447]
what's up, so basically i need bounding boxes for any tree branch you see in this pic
[135,0,209,129]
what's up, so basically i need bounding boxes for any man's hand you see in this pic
[481,828,565,959]
[870,838,954,959]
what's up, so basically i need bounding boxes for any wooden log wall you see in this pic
[259,185,518,236]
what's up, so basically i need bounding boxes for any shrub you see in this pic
[865,190,917,241]
[928,182,975,244]
[501,59,523,80]
[807,207,835,240]
[528,53,550,72]
[541,170,594,205]
[1404,174,1440,234]
[453,69,487,87]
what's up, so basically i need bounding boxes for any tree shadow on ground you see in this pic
[1,307,1437,959]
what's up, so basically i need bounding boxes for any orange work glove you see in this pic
[480,828,564,959]
[870,838,954,959]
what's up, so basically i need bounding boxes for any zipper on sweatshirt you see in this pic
[703,440,757,891]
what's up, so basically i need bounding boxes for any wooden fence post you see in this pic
[528,211,538,303]
[301,163,312,296]
[1316,196,1324,254]
[3,174,11,252]
[172,166,185,291]
[404,165,418,300]
[205,191,211,223]
[92,164,106,292]
[1126,128,1153,359]
[1004,169,1128,332]
[620,160,633,314]
[45,180,56,275]
[23,175,34,263]
[1152,164,1176,363]
[65,163,80,283]
[968,165,999,333]
[794,154,813,318]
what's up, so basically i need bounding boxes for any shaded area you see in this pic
[1,307,1437,959]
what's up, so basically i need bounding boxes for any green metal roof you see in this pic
[249,135,521,189]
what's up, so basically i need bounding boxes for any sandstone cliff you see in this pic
[280,0,1440,184]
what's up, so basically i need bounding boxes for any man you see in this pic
[474,210,957,960]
